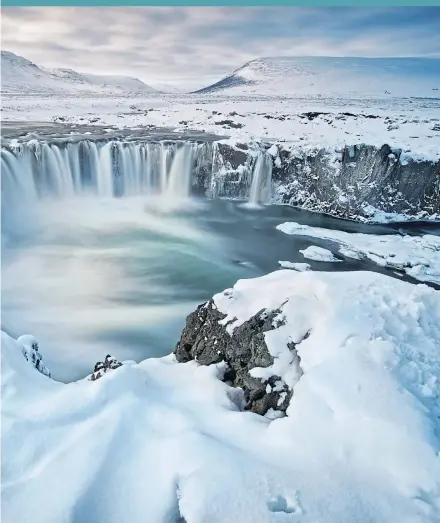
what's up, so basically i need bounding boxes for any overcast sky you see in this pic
[2,7,440,90]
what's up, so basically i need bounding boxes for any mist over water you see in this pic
[1,196,250,381]
[2,188,417,383]
[3,138,432,382]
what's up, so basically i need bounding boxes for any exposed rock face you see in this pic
[174,300,293,416]
[195,141,439,220]
[271,144,440,220]
[206,143,254,199]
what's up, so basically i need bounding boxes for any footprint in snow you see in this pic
[267,492,303,515]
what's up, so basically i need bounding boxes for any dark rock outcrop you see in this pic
[272,144,440,219]
[202,141,440,220]
[174,301,293,415]
[90,354,123,381]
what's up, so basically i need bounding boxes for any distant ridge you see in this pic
[1,50,158,95]
[194,56,440,97]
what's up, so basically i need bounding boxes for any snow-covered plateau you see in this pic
[2,51,440,523]
[3,270,440,523]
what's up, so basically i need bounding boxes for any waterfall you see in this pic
[248,152,273,205]
[160,142,170,193]
[166,143,195,198]
[1,139,275,216]
[1,147,38,204]
[97,142,114,197]
[1,140,202,206]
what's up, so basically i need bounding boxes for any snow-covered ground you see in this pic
[3,93,440,165]
[3,270,440,523]
[3,51,439,163]
[277,221,440,285]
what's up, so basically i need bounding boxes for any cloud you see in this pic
[2,7,439,90]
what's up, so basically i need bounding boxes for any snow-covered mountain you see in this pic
[195,56,440,97]
[1,51,158,95]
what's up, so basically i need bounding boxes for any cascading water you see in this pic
[248,152,273,205]
[165,142,195,198]
[1,140,204,206]
[2,139,275,218]
[0,135,281,383]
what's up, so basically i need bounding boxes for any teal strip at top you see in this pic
[2,0,440,6]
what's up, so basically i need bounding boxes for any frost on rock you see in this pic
[90,354,123,381]
[17,334,51,377]
[270,143,440,221]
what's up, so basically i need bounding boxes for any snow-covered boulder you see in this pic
[90,354,123,381]
[174,300,295,415]
[17,334,51,377]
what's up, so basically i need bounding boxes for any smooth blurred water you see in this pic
[1,194,433,382]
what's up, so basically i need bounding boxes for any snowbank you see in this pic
[2,270,440,523]
[278,261,311,271]
[277,221,440,284]
[299,245,341,262]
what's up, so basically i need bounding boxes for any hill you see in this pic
[1,50,158,95]
[194,56,440,97]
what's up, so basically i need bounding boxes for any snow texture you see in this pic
[278,261,311,271]
[3,270,440,523]
[299,245,342,262]
[277,221,440,284]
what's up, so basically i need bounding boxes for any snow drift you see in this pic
[195,56,440,97]
[2,270,440,523]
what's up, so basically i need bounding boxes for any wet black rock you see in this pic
[174,301,293,415]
